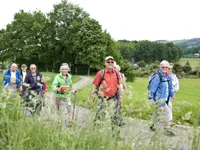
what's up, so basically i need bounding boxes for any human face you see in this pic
[161,65,168,73]
[30,66,36,73]
[11,65,17,72]
[62,68,68,75]
[21,66,27,72]
[105,59,114,70]
[168,65,173,74]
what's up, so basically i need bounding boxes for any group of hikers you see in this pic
[3,56,179,135]
[3,63,73,118]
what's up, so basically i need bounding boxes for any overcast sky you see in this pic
[0,0,200,41]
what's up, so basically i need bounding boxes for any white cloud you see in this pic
[1,0,200,41]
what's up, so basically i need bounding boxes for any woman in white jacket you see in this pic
[168,63,179,124]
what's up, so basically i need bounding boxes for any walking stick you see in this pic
[72,90,77,120]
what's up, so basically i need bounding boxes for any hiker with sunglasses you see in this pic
[148,60,174,133]
[89,56,122,126]
[22,64,44,113]
[168,63,179,125]
[52,63,73,120]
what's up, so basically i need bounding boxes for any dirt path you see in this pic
[72,76,93,91]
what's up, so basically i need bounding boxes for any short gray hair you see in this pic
[160,60,169,68]
[30,64,37,69]
[11,63,17,68]
[115,65,120,70]
[60,63,70,72]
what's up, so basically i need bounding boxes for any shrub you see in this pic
[183,61,192,73]
[137,60,146,68]
[174,62,183,73]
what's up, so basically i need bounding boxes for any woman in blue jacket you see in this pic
[3,63,22,92]
[148,60,174,131]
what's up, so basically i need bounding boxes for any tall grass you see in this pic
[0,89,132,150]
[0,82,200,149]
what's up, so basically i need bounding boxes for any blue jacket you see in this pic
[3,69,22,88]
[148,70,174,106]
[22,71,44,94]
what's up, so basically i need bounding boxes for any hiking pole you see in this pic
[72,90,77,120]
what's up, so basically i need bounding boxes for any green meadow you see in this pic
[122,78,200,125]
[179,58,200,70]
[77,77,200,125]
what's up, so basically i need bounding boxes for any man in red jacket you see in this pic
[89,56,122,126]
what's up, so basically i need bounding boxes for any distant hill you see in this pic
[155,38,200,49]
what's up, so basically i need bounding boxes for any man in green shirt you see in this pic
[52,63,73,119]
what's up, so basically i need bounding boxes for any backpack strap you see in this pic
[98,69,119,86]
[157,71,162,81]
[114,70,119,80]
[99,69,105,86]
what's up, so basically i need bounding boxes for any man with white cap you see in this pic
[148,60,174,134]
[52,63,73,119]
[89,56,122,127]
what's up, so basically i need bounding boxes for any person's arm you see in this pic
[118,78,123,105]
[17,71,22,87]
[52,76,59,93]
[175,75,179,92]
[149,74,160,102]
[169,76,174,100]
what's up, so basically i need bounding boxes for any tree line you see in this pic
[0,0,184,81]
[117,40,183,63]
[0,0,127,75]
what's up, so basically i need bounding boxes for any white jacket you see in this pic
[170,73,179,93]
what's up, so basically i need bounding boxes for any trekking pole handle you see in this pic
[72,90,77,95]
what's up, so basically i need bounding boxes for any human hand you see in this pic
[125,89,129,95]
[171,97,175,101]
[59,86,67,94]
[18,86,22,92]
[88,95,94,105]
[119,98,123,108]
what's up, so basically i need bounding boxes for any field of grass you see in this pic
[124,78,200,125]
[76,77,200,125]
[179,58,200,70]
[0,90,132,150]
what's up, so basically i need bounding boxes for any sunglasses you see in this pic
[107,61,114,64]
[162,67,168,69]
[31,68,36,69]
[168,68,173,70]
